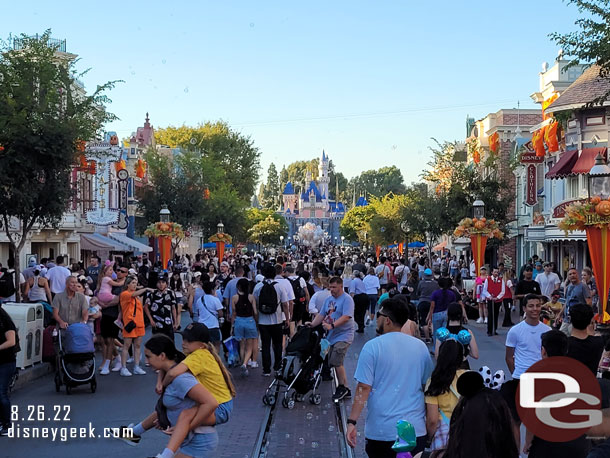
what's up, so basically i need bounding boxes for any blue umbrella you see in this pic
[408,241,425,248]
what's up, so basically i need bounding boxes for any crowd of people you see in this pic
[0,246,609,457]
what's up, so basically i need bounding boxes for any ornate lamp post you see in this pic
[209,221,231,263]
[280,235,284,248]
[588,153,610,200]
[341,235,345,247]
[473,199,485,219]
[144,205,185,271]
[471,199,486,277]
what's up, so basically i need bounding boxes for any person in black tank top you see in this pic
[231,278,259,375]
[435,303,479,370]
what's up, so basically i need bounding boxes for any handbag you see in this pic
[124,298,138,333]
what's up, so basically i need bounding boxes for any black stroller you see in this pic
[54,324,97,394]
[263,325,324,409]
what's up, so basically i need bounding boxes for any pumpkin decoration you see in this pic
[596,200,610,217]
[110,134,119,145]
[480,217,486,223]
[591,196,602,205]
[453,217,503,240]
[474,220,486,230]
[472,218,478,223]
[158,223,171,232]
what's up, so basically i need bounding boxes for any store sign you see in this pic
[85,142,122,226]
[521,152,545,163]
[552,199,586,218]
[526,164,538,206]
[116,168,129,230]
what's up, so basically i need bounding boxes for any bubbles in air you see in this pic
[311,441,319,448]
[298,437,305,445]
[328,425,335,432]
[305,412,313,420]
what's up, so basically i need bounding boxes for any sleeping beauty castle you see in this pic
[279,151,367,243]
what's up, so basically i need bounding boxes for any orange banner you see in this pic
[586,227,610,322]
[375,245,381,260]
[398,242,404,255]
[216,241,225,262]
[470,234,487,277]
[159,236,171,270]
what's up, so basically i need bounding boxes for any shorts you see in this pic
[367,294,378,314]
[417,301,431,324]
[180,430,219,458]
[233,316,258,340]
[327,341,350,368]
[208,327,222,343]
[214,399,233,425]
[291,301,307,323]
[100,314,119,339]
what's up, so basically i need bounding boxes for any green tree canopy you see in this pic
[0,31,117,298]
[248,215,286,246]
[245,208,288,234]
[258,162,280,209]
[154,122,261,201]
[348,165,406,201]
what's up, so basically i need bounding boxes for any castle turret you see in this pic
[318,150,330,201]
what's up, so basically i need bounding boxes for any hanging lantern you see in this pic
[203,187,210,200]
[115,159,126,173]
[136,159,147,178]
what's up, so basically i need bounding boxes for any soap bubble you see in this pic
[311,441,319,448]
[184,87,189,93]
[162,59,167,64]
[285,433,290,439]
[249,22,255,27]
[298,437,305,445]
[306,412,313,420]
[328,425,335,432]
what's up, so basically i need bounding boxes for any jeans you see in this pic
[367,294,378,315]
[354,294,369,331]
[365,435,427,457]
[431,311,447,345]
[259,324,283,373]
[0,361,16,428]
[487,301,501,334]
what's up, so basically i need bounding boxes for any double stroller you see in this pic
[263,325,324,409]
[54,323,97,394]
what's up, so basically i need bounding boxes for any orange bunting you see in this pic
[533,129,546,157]
[489,132,500,154]
[79,155,88,168]
[473,150,481,164]
[136,159,147,178]
[544,121,559,153]
[115,159,126,173]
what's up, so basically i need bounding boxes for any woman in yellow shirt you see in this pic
[424,339,465,450]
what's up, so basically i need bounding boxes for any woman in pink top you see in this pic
[96,264,122,306]
[473,266,488,324]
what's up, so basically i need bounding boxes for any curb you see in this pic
[13,362,53,391]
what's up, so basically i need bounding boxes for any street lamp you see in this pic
[473,199,485,219]
[217,221,225,233]
[341,235,345,247]
[588,152,610,200]
[280,235,284,247]
[159,204,171,223]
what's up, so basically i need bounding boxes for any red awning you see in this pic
[571,147,607,175]
[545,149,579,180]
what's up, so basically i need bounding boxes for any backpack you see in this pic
[395,266,405,283]
[0,271,16,298]
[258,280,279,314]
[289,277,306,305]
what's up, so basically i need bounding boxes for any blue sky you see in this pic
[4,0,580,185]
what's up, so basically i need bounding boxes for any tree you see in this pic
[259,163,280,209]
[348,166,406,200]
[138,149,249,242]
[550,0,610,104]
[340,205,376,243]
[0,31,117,300]
[245,208,288,234]
[248,215,286,246]
[329,170,349,202]
[154,122,261,201]
[279,159,319,194]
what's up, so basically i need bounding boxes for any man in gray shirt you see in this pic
[415,268,439,342]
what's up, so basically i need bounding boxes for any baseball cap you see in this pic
[424,268,433,276]
[181,322,210,343]
[255,274,265,283]
[193,271,202,277]
[128,268,137,275]
[220,261,230,268]
[28,257,37,267]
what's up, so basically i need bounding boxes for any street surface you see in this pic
[4,310,514,458]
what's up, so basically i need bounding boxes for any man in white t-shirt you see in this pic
[502,293,550,445]
[394,259,410,290]
[375,257,391,292]
[274,264,295,319]
[46,255,71,296]
[254,265,290,376]
[535,262,561,299]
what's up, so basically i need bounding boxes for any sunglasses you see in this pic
[376,311,390,320]
[119,269,128,274]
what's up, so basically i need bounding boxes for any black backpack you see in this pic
[258,280,279,314]
[289,277,306,305]
[0,271,16,298]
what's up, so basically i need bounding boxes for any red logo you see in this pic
[516,357,602,442]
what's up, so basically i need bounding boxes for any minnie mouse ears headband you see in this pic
[456,371,485,398]
[435,327,472,346]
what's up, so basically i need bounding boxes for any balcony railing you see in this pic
[12,35,67,53]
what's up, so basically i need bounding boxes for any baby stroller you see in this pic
[263,325,324,409]
[54,323,97,394]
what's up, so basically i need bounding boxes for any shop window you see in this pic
[566,176,579,199]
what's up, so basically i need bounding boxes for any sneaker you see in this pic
[111,360,122,372]
[240,365,249,377]
[365,317,371,326]
[133,366,146,375]
[476,317,483,324]
[100,366,110,376]
[262,372,271,377]
[116,424,140,446]
[248,361,259,368]
[127,357,134,364]
[120,367,132,377]
[484,318,488,324]
[511,306,516,312]
[332,385,351,402]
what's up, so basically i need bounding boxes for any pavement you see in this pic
[4,309,514,458]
